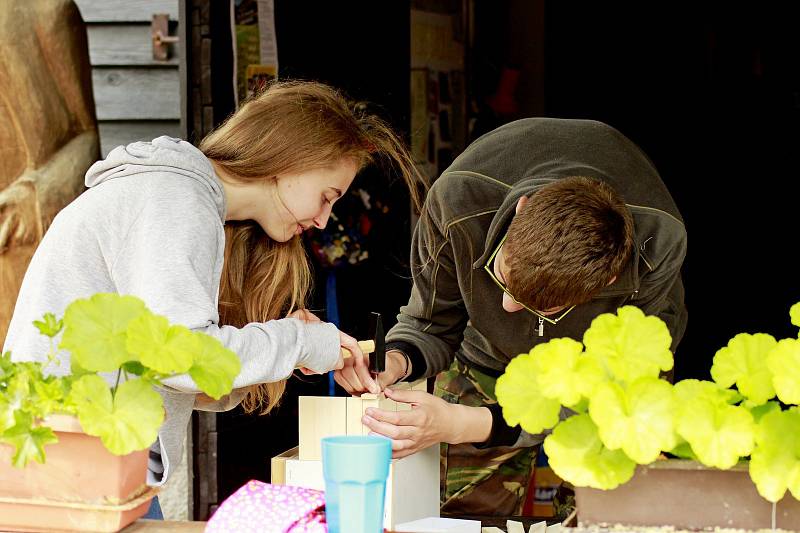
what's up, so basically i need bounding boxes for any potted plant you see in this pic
[496,303,800,530]
[0,292,241,532]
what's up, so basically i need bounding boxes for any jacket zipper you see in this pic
[537,317,544,337]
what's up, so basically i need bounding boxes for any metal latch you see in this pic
[152,13,179,61]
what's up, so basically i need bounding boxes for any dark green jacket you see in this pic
[386,118,687,442]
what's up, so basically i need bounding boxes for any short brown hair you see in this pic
[504,176,634,310]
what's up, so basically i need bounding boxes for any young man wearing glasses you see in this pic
[334,118,687,517]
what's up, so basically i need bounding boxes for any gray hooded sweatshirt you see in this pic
[3,136,340,486]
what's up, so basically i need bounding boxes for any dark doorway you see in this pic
[543,3,800,380]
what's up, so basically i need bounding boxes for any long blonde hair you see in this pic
[199,80,425,414]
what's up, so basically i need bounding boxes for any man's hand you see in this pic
[334,349,408,395]
[361,388,493,459]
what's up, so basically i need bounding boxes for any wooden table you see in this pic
[120,520,206,532]
[120,516,558,532]
[443,514,557,529]
[120,517,538,533]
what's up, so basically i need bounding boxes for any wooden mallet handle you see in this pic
[340,340,376,358]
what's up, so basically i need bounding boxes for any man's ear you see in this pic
[515,195,529,214]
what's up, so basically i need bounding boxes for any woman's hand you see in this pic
[360,388,492,459]
[334,349,407,394]
[334,331,380,393]
[288,309,347,375]
[287,308,322,323]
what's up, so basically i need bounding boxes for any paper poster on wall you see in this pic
[233,0,278,106]
[245,64,277,100]
[257,0,279,70]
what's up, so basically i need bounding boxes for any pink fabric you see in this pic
[204,480,327,533]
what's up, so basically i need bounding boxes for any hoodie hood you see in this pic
[85,136,226,221]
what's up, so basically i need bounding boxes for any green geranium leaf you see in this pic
[727,390,745,405]
[749,401,781,423]
[711,333,776,405]
[672,379,752,468]
[0,351,13,377]
[0,374,33,432]
[121,361,146,376]
[669,440,698,460]
[31,379,65,418]
[749,409,800,502]
[790,302,800,330]
[187,333,240,400]
[583,306,673,383]
[125,312,196,375]
[530,338,606,407]
[60,293,147,372]
[69,358,92,379]
[33,313,63,339]
[1,412,58,468]
[768,338,800,405]
[574,355,611,400]
[531,338,585,406]
[69,375,164,455]
[0,398,14,434]
[673,379,740,421]
[55,377,78,415]
[589,377,677,464]
[570,397,590,414]
[496,353,562,434]
[544,413,636,490]
[676,398,754,469]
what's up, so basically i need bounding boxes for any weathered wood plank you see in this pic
[97,120,182,157]
[86,25,179,66]
[178,0,189,140]
[93,68,180,120]
[75,0,178,23]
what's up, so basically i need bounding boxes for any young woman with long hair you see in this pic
[3,81,425,504]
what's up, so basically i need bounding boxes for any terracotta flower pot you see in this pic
[0,487,157,533]
[0,414,154,532]
[575,459,800,531]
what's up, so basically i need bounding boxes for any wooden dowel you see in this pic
[340,340,376,358]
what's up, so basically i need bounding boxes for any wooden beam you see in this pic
[298,397,347,461]
[192,411,216,521]
[178,0,189,139]
[75,0,179,23]
[93,68,181,120]
[340,340,376,359]
[270,446,298,485]
[87,25,180,66]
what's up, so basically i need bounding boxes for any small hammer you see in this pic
[339,312,386,373]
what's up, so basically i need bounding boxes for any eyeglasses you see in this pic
[483,234,575,326]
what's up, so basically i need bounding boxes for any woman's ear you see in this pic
[515,195,529,214]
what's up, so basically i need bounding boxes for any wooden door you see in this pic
[74,0,186,156]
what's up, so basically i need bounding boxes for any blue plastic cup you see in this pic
[321,435,392,533]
